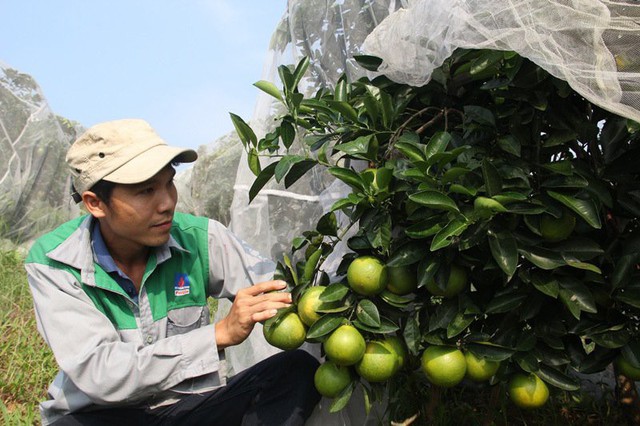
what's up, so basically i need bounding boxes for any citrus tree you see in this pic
[231,49,640,421]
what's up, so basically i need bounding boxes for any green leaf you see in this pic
[283,253,299,286]
[409,191,460,212]
[253,80,283,102]
[284,160,317,188]
[536,365,580,391]
[326,100,360,123]
[465,342,515,362]
[615,284,640,309]
[380,90,394,128]
[366,212,392,251]
[229,112,257,147]
[334,135,373,159]
[557,238,604,261]
[442,167,471,184]
[447,312,475,338]
[248,148,261,176]
[249,162,278,202]
[395,133,426,162]
[529,273,560,298]
[541,160,573,175]
[562,256,602,274]
[485,293,528,314]
[274,155,306,183]
[379,290,415,307]
[292,56,310,88]
[320,282,350,303]
[542,175,589,189]
[519,247,566,270]
[515,352,540,372]
[405,217,442,239]
[277,64,295,92]
[354,55,383,71]
[547,191,602,229]
[329,382,355,413]
[387,241,427,266]
[306,314,343,340]
[497,135,521,156]
[328,167,365,192]
[356,299,381,328]
[316,212,338,237]
[353,317,399,334]
[622,341,640,367]
[544,130,577,147]
[487,229,518,277]
[465,105,496,127]
[429,300,458,332]
[558,278,597,319]
[424,132,452,160]
[430,217,469,251]
[280,121,296,149]
[449,184,478,197]
[612,254,640,289]
[590,328,630,349]
[303,248,322,283]
[482,158,502,196]
[404,316,421,356]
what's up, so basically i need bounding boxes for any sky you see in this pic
[0,1,288,149]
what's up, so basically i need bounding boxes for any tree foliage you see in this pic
[232,48,640,420]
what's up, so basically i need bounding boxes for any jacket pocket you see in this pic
[166,305,209,336]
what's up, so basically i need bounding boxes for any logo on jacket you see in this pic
[174,273,190,296]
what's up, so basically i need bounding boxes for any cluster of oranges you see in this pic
[263,254,551,409]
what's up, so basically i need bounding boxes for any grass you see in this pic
[0,250,56,425]
[0,249,634,425]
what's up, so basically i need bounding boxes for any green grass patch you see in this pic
[0,251,56,425]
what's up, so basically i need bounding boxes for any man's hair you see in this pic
[90,180,117,205]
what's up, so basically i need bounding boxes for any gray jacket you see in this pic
[25,213,275,425]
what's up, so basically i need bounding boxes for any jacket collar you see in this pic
[46,215,188,287]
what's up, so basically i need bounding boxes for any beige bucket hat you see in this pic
[67,119,197,199]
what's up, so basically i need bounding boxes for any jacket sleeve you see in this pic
[26,261,222,405]
[205,220,277,299]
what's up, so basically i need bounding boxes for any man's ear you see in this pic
[82,191,107,218]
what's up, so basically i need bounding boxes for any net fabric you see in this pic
[0,64,81,249]
[361,0,640,123]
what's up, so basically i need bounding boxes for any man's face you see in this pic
[98,165,178,254]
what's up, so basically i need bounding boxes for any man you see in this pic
[25,119,320,425]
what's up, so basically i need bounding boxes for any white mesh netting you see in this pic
[363,0,640,123]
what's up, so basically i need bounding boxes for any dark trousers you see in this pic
[52,350,321,426]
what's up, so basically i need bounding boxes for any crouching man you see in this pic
[25,119,320,425]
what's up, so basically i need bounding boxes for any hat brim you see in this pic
[102,145,197,185]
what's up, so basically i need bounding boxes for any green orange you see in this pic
[263,311,307,351]
[386,265,418,295]
[347,256,388,296]
[420,346,467,388]
[314,360,352,398]
[425,264,468,298]
[464,351,500,382]
[297,286,326,327]
[355,340,400,383]
[323,324,366,366]
[508,373,550,409]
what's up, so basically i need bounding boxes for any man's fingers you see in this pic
[241,280,288,296]
[252,309,279,323]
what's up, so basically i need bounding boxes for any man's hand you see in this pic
[215,280,292,349]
